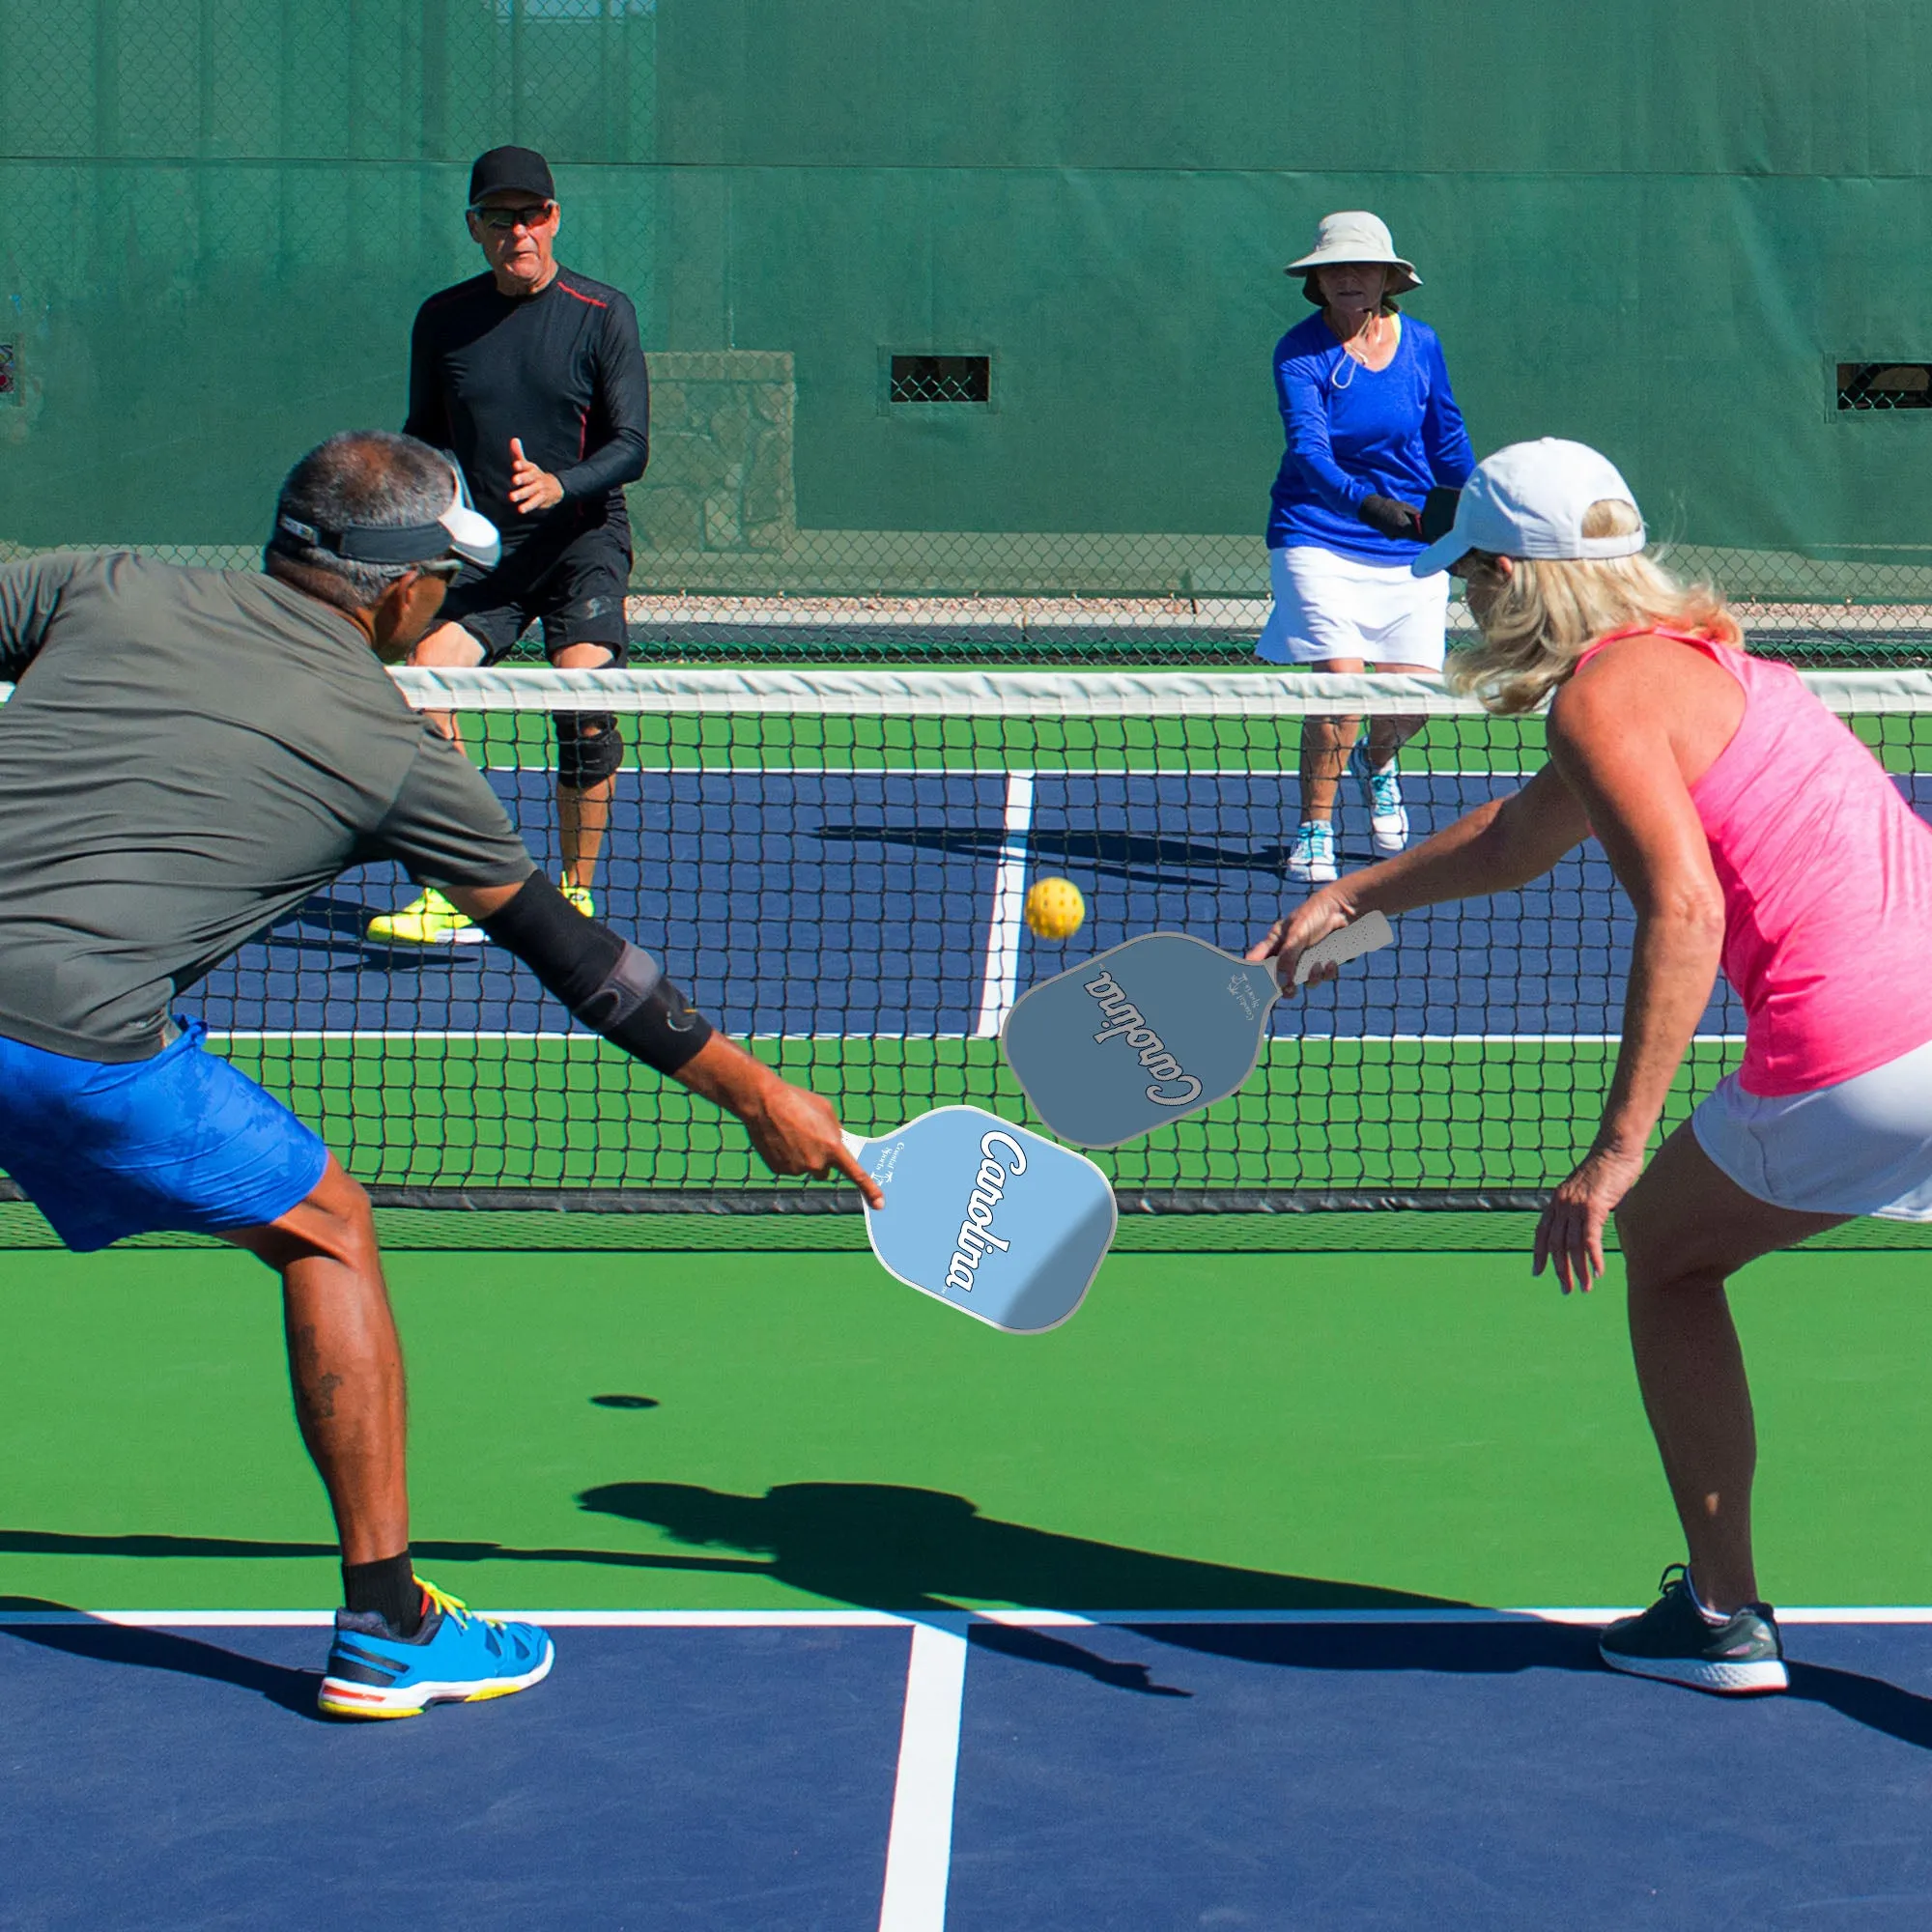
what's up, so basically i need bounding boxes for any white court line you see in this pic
[7,1606,1932,1627]
[972,770,1036,1038]
[877,1618,971,1932]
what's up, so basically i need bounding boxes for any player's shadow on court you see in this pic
[581,1478,1456,1697]
[0,1599,326,1720]
[9,1505,1932,1747]
[814,822,1287,890]
[578,1479,1441,1615]
[574,1481,1932,1740]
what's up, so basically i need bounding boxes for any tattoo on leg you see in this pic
[290,1321,345,1424]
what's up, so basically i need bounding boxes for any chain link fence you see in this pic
[0,0,655,167]
[1837,365,1932,413]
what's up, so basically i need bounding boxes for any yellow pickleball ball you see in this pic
[1025,876,1086,941]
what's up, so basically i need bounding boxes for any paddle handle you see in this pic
[1293,909,1395,987]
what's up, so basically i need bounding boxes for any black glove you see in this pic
[1358,494,1424,542]
[1421,486,1463,545]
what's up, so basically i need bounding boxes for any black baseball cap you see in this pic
[469,146,554,207]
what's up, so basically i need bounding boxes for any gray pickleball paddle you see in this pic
[841,1106,1117,1333]
[1000,915,1395,1149]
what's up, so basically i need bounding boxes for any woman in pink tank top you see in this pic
[1251,440,1932,1698]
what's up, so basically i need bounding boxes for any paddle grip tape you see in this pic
[480,874,713,1075]
[554,710,623,789]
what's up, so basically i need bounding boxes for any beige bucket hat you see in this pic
[1285,211,1420,296]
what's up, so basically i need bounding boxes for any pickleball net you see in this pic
[8,661,1932,1217]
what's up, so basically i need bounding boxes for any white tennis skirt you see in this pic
[1255,544,1450,669]
[1692,1033,1932,1221]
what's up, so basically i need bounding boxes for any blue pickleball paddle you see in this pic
[842,1106,1117,1333]
[1000,916,1394,1149]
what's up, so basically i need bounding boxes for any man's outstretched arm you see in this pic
[449,873,882,1206]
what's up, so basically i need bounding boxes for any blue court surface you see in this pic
[8,1608,1932,1929]
[186,766,1785,1040]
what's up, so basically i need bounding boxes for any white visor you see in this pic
[1412,439,1645,577]
[440,497,500,569]
[440,465,500,569]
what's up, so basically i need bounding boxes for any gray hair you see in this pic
[265,431,456,613]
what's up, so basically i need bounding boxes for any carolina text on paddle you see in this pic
[944,1129,1029,1293]
[1081,968,1204,1107]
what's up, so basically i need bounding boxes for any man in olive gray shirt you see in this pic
[0,430,879,1719]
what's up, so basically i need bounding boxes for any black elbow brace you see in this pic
[479,874,713,1075]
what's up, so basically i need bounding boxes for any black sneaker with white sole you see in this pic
[1599,1563,1789,1695]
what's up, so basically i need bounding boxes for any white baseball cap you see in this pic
[1284,211,1421,295]
[1412,439,1645,577]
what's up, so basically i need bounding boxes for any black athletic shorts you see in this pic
[440,523,632,666]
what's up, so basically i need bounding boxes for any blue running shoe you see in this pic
[318,1580,554,1719]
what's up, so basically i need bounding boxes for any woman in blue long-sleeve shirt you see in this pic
[1259,212,1475,882]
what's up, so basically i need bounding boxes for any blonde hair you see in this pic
[1446,498,1742,715]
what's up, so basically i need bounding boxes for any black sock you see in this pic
[342,1550,424,1638]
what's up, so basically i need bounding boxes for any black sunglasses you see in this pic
[469,202,554,231]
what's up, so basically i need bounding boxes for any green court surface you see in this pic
[4,1235,1931,1615]
[461,701,1548,776]
[453,701,1918,779]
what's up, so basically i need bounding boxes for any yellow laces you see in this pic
[416,1578,497,1629]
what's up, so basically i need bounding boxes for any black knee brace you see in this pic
[554,710,623,789]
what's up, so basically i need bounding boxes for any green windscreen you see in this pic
[1,0,1930,616]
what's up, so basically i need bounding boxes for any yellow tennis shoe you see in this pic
[561,877,596,919]
[364,886,482,946]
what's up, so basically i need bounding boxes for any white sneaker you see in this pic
[1350,742,1409,855]
[1287,820,1338,883]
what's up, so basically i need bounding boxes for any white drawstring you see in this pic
[1327,311,1387,391]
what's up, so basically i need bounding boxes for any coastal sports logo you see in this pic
[943,1129,1028,1293]
[1080,967,1203,1108]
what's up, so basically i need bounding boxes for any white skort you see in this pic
[1255,543,1450,669]
[1691,1033,1932,1221]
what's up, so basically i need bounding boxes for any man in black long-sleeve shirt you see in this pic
[371,145,650,944]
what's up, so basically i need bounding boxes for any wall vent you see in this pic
[890,355,991,405]
[1837,362,1932,411]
